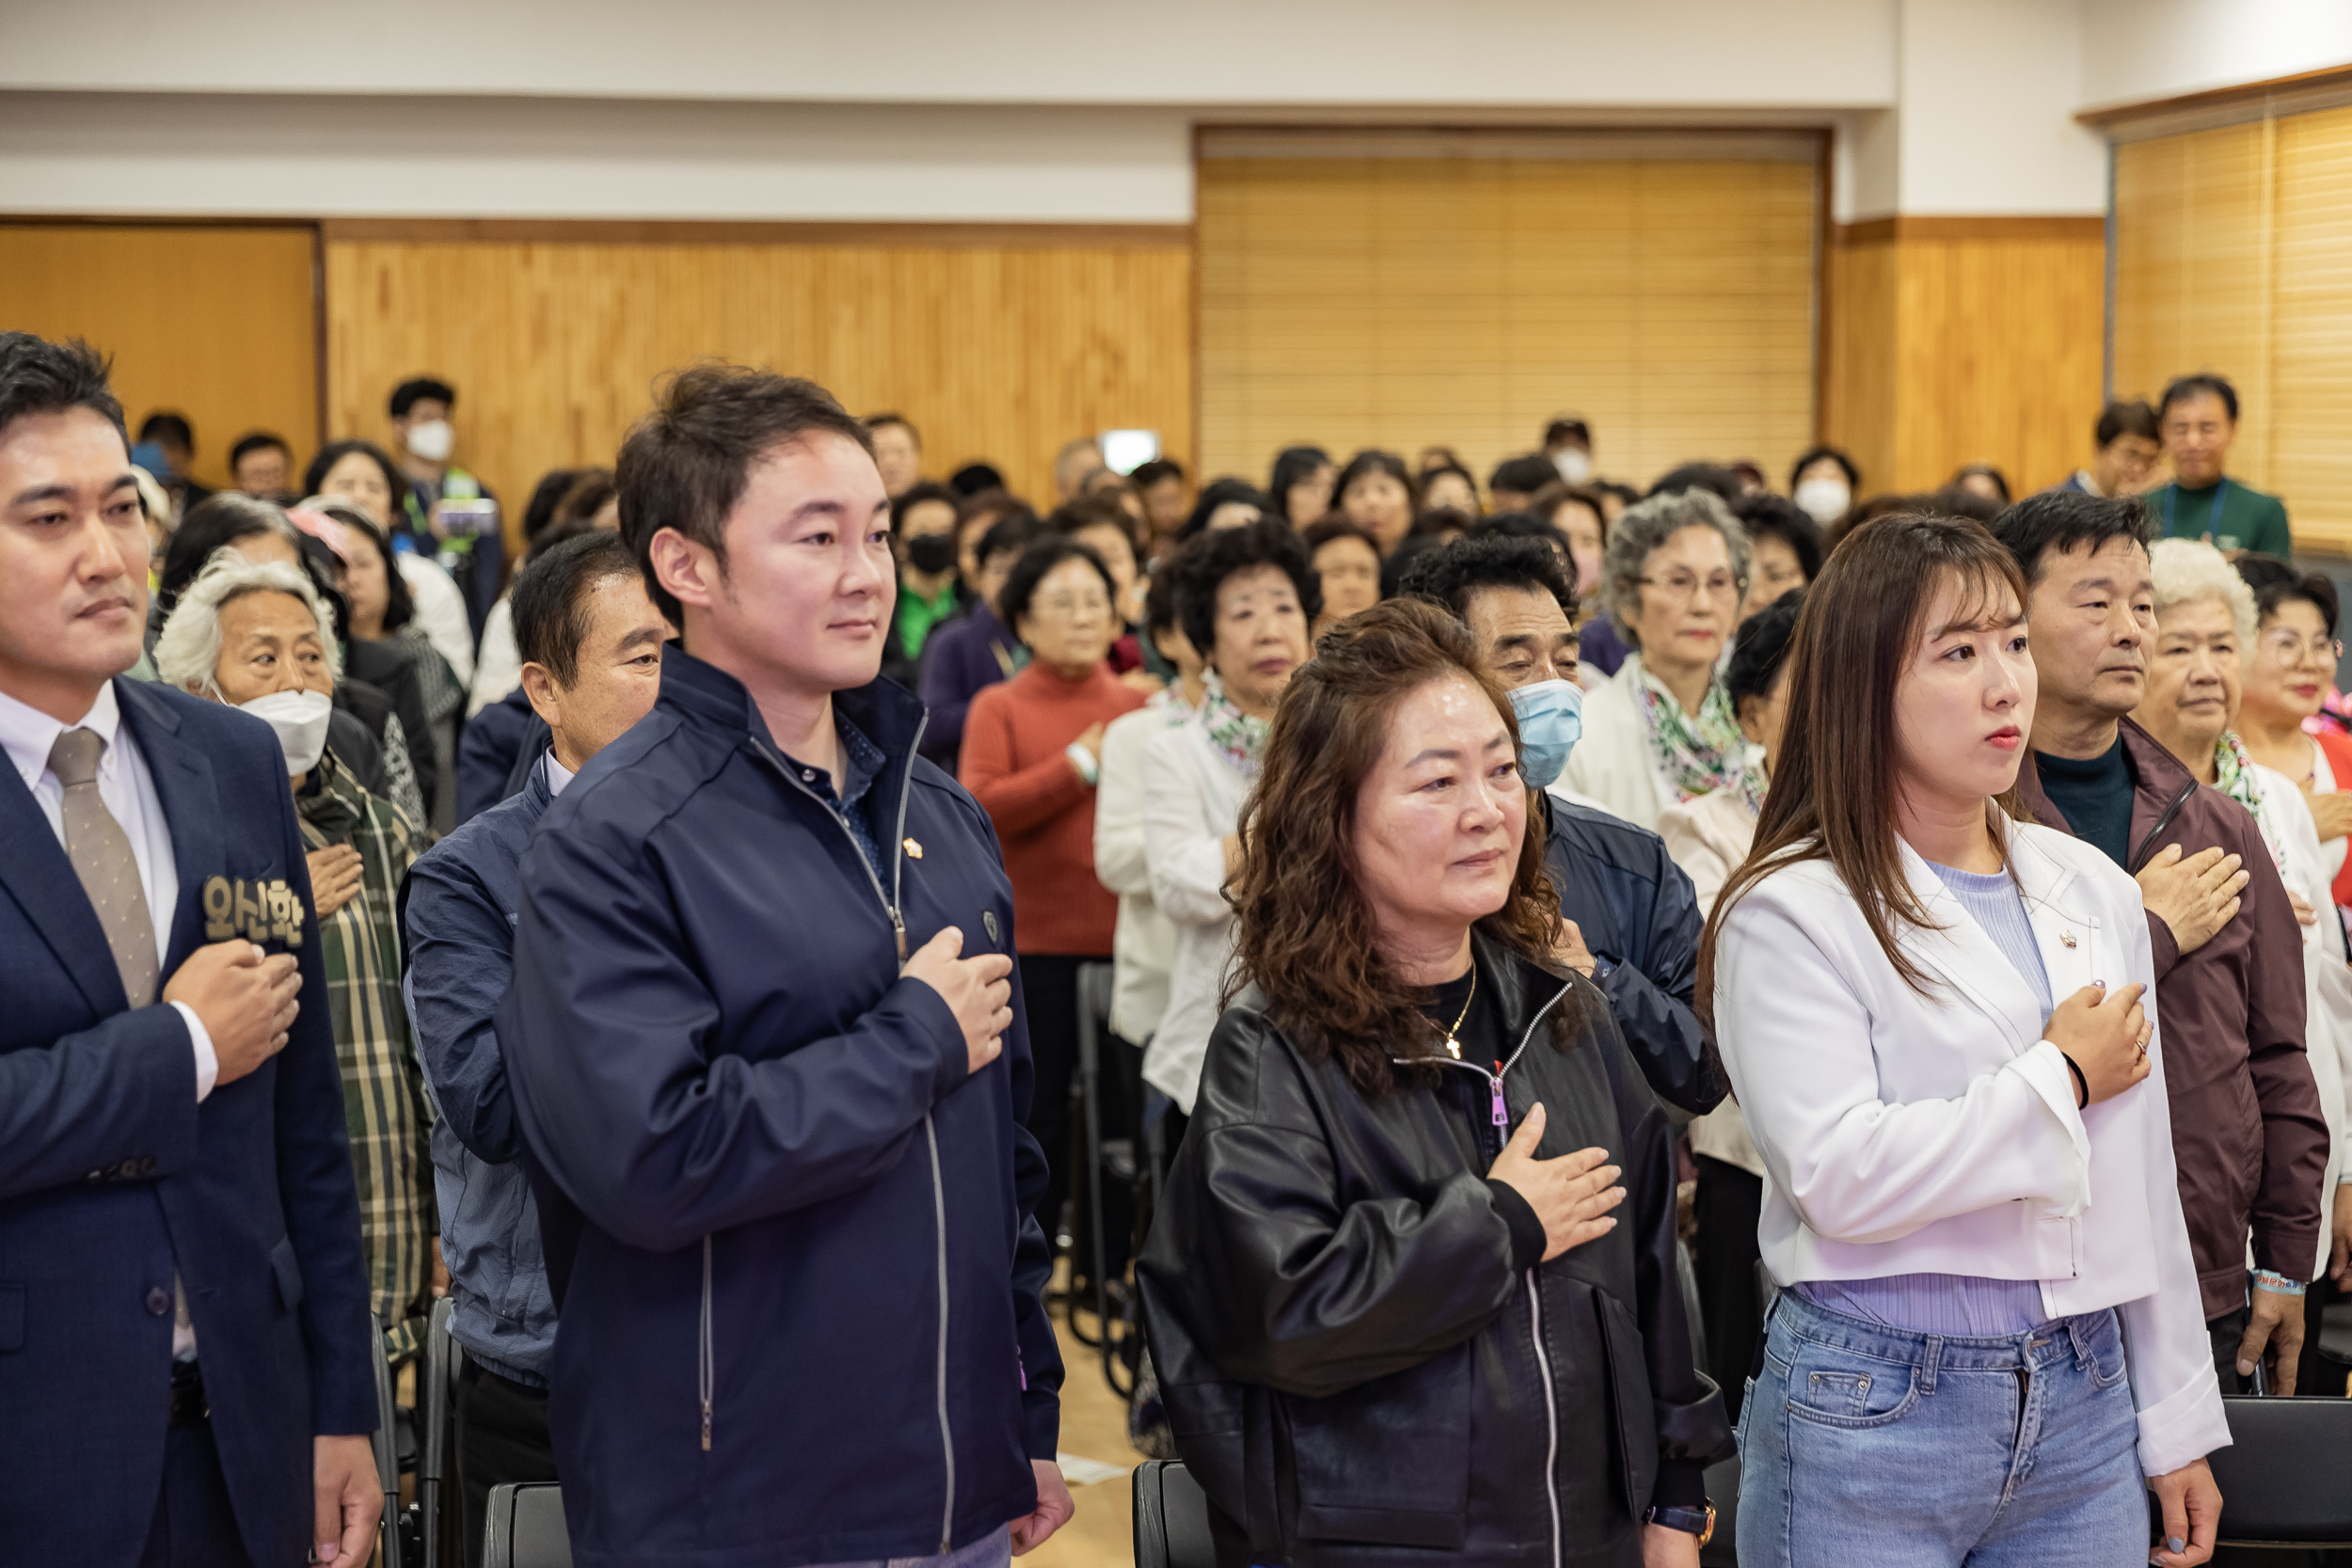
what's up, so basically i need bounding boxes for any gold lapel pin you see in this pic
[902,838,924,861]
[2059,930,2076,948]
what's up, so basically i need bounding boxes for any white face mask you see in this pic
[240,689,334,776]
[1552,448,1593,484]
[404,419,454,463]
[1793,477,1851,524]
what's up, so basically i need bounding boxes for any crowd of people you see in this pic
[4,318,2346,1568]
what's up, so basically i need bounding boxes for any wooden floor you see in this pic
[1026,1296,1151,1568]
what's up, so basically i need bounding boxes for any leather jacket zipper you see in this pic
[1397,971,1571,1567]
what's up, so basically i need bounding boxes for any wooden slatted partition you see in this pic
[1195,133,1820,497]
[2114,103,2352,549]
[322,225,1194,515]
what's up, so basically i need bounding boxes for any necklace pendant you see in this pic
[1445,1036,1461,1060]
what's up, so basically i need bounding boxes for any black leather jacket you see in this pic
[1540,792,1727,1116]
[1137,933,1733,1568]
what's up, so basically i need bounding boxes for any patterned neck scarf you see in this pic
[1200,672,1271,779]
[2214,731,2288,872]
[1626,652,1761,811]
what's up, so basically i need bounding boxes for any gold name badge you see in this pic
[201,875,308,948]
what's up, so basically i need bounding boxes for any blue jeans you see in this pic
[1738,1291,2146,1567]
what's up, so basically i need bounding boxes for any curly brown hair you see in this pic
[1228,597,1568,1098]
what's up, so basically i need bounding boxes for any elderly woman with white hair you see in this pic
[2134,537,2352,1368]
[155,553,440,1363]
[1561,487,1756,829]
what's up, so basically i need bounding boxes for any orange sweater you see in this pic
[960,662,1148,957]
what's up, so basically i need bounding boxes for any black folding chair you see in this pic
[482,1482,571,1568]
[370,1327,405,1568]
[413,1295,464,1568]
[2168,1396,2352,1549]
[1132,1459,1216,1568]
[1070,960,1140,1395]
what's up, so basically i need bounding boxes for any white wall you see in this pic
[0,94,1198,224]
[1892,0,2106,215]
[0,0,1896,108]
[2079,0,2352,110]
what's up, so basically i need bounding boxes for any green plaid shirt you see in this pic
[298,748,437,1363]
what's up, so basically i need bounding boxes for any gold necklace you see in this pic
[1441,965,1477,1059]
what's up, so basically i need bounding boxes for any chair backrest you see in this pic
[2200,1396,2352,1546]
[1133,1460,1216,1568]
[483,1482,572,1568]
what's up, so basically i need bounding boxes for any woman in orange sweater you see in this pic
[961,536,1148,1247]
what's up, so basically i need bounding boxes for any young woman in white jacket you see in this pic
[1704,514,2228,1568]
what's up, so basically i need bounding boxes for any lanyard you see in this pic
[2161,476,2229,541]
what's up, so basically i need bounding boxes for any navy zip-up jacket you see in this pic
[500,650,1062,1568]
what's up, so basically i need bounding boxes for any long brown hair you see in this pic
[1229,598,1565,1097]
[1697,513,2030,1006]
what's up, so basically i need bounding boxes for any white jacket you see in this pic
[1095,697,1189,1046]
[1657,785,1766,1177]
[1139,715,1253,1113]
[1560,662,1674,830]
[1713,820,2228,1477]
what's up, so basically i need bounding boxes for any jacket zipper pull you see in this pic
[894,912,907,966]
[1491,1076,1508,1128]
[702,1401,712,1451]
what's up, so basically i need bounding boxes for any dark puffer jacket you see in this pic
[1138,932,1732,1568]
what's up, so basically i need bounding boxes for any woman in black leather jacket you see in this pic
[1137,599,1732,1568]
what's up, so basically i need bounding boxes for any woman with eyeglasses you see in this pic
[2231,553,2352,909]
[1561,490,1756,830]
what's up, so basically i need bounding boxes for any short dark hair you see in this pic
[1950,463,2011,504]
[389,377,456,418]
[0,333,126,449]
[614,363,875,625]
[890,480,961,534]
[1180,477,1270,542]
[1647,462,1743,502]
[1989,489,2156,587]
[864,411,919,444]
[1336,450,1418,510]
[1529,480,1609,536]
[2095,400,2161,448]
[1048,491,1140,553]
[1788,444,1860,493]
[1395,532,1576,621]
[1725,588,1804,709]
[975,510,1043,572]
[1174,517,1323,660]
[956,487,1035,546]
[1470,509,1570,551]
[1730,492,1826,582]
[948,462,1006,497]
[2233,552,2341,639]
[302,439,410,523]
[1143,552,1186,640]
[160,493,295,608]
[1300,515,1382,560]
[1543,417,1591,449]
[522,467,587,541]
[1407,506,1475,541]
[229,431,292,472]
[513,530,644,688]
[138,411,194,451]
[1925,484,2004,524]
[2159,373,2239,423]
[1130,457,1186,489]
[999,537,1118,634]
[1268,445,1331,502]
[1486,454,1557,496]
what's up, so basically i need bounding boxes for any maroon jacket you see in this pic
[2014,719,2326,1317]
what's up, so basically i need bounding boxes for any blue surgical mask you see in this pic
[1507,678,1583,790]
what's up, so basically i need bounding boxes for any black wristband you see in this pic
[1485,1179,1549,1275]
[2061,1052,2089,1109]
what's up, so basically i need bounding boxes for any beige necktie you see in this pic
[47,727,159,1009]
[48,728,189,1350]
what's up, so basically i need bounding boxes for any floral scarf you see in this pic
[1200,672,1271,779]
[1626,653,1762,812]
[2215,730,2288,873]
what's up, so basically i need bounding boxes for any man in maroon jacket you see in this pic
[1994,490,2327,1394]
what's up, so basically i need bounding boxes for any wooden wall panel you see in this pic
[323,235,1193,516]
[2115,104,2352,549]
[1197,154,1818,494]
[1821,220,2105,498]
[0,224,318,488]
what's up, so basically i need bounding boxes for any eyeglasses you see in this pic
[1031,593,1110,620]
[1636,571,1740,604]
[2259,630,2344,665]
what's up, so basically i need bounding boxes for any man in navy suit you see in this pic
[0,332,382,1567]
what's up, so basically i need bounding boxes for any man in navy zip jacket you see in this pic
[499,366,1070,1568]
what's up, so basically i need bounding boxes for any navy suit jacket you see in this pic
[0,678,376,1566]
